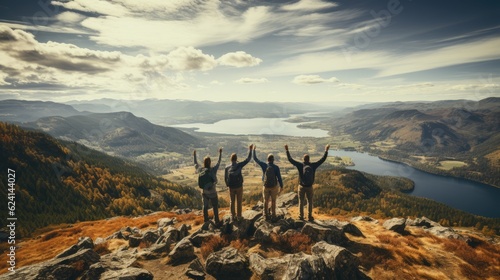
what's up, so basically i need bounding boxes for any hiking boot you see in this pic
[298,216,304,220]
[271,216,279,223]
[308,216,315,222]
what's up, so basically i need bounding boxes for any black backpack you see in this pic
[301,165,314,187]
[263,165,277,188]
[226,165,243,188]
[198,168,214,189]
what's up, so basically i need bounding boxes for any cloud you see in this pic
[210,80,224,85]
[217,51,262,68]
[165,46,217,71]
[56,11,86,23]
[292,75,339,85]
[282,0,338,12]
[52,0,129,17]
[234,77,269,84]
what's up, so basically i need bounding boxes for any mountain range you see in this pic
[24,111,199,157]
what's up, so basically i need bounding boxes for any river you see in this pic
[332,150,500,218]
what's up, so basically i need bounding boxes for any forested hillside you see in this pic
[0,123,201,237]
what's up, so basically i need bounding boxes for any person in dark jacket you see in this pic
[194,148,222,224]
[285,144,330,221]
[253,145,283,221]
[224,144,253,221]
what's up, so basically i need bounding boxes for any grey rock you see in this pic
[129,235,142,248]
[179,223,190,240]
[158,217,175,228]
[186,258,206,279]
[205,247,249,279]
[312,241,362,279]
[383,218,407,234]
[100,267,154,280]
[407,216,440,228]
[318,220,364,237]
[276,192,299,208]
[426,226,471,243]
[249,253,289,280]
[254,220,275,243]
[301,222,347,245]
[56,236,94,258]
[10,249,100,280]
[351,216,378,223]
[142,230,159,245]
[283,252,328,280]
[189,232,217,248]
[168,237,195,265]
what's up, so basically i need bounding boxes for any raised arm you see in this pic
[213,148,223,170]
[312,144,330,168]
[193,150,199,170]
[239,144,253,168]
[285,144,300,166]
[252,145,267,172]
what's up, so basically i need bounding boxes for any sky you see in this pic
[0,0,499,103]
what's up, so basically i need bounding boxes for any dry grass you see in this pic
[271,233,313,254]
[441,237,500,279]
[200,235,229,260]
[0,212,178,274]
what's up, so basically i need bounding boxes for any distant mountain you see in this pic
[0,122,201,237]
[24,111,199,157]
[329,98,499,154]
[0,99,82,123]
[324,97,500,186]
[66,99,325,125]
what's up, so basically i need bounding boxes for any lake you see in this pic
[332,150,500,218]
[171,117,330,137]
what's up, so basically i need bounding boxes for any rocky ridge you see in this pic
[1,193,492,280]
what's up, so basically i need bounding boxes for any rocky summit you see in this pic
[1,192,499,280]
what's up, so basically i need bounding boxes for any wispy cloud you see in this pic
[234,77,268,84]
[292,75,339,85]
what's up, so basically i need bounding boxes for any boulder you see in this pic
[11,249,100,280]
[142,230,159,245]
[276,192,299,208]
[186,258,206,280]
[189,232,217,248]
[100,267,154,280]
[129,235,142,248]
[249,253,289,280]
[179,224,191,240]
[168,238,195,265]
[426,226,471,243]
[158,217,175,228]
[205,247,249,279]
[254,220,275,243]
[351,216,378,223]
[56,236,94,258]
[156,226,180,244]
[407,216,439,228]
[383,218,406,234]
[312,241,362,279]
[283,252,328,280]
[301,222,347,245]
[318,220,364,237]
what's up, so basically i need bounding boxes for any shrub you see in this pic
[201,235,229,259]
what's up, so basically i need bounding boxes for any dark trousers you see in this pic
[298,185,314,219]
[203,194,219,223]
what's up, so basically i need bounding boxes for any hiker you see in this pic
[225,144,253,221]
[285,144,330,221]
[194,148,222,225]
[253,145,283,221]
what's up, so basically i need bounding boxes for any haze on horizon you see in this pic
[0,0,499,104]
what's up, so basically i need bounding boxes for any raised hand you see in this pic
[325,144,330,151]
[219,147,223,154]
[284,144,289,151]
[253,144,257,150]
[193,150,196,156]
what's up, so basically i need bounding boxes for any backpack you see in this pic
[226,165,243,188]
[301,165,314,187]
[263,165,277,188]
[198,168,214,189]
